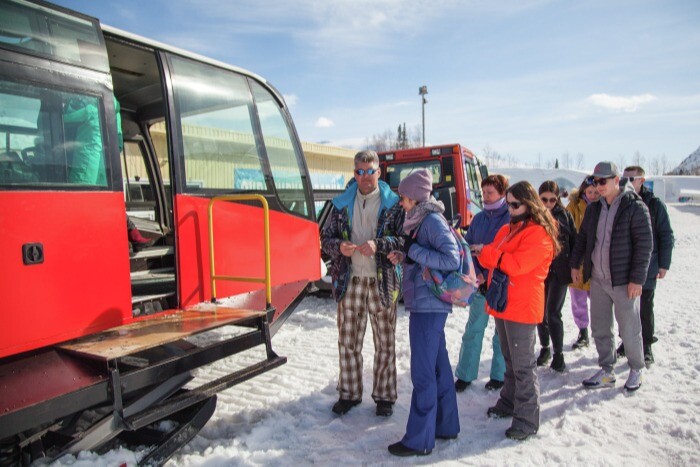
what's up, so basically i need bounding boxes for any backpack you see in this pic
[421,218,478,308]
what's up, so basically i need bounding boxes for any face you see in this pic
[584,185,600,201]
[354,161,380,195]
[593,175,619,198]
[482,184,503,204]
[539,191,558,211]
[506,193,527,218]
[399,194,417,212]
[623,170,645,194]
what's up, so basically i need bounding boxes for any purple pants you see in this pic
[569,287,590,330]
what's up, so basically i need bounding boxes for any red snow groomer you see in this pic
[0,1,320,464]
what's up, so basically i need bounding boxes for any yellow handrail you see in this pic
[208,194,272,308]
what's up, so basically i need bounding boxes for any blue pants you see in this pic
[402,313,460,452]
[455,293,505,382]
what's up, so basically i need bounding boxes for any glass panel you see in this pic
[170,55,267,192]
[0,0,109,72]
[384,160,441,189]
[147,121,172,199]
[465,162,483,213]
[250,80,309,217]
[0,79,107,187]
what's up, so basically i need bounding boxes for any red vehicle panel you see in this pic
[0,192,132,358]
[175,195,321,310]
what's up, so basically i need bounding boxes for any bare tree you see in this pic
[536,153,543,169]
[562,152,571,169]
[576,153,585,170]
[661,154,669,174]
[649,155,661,176]
[617,154,627,172]
[631,150,645,168]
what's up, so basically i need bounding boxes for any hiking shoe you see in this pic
[616,343,626,358]
[388,442,431,457]
[536,347,551,366]
[572,329,589,349]
[487,406,513,419]
[551,352,565,372]
[485,379,504,391]
[376,401,393,417]
[455,379,471,392]
[624,369,643,392]
[582,369,616,388]
[332,399,361,415]
[505,426,537,441]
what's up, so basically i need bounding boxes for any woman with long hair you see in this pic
[566,175,600,349]
[477,181,559,440]
[535,181,577,372]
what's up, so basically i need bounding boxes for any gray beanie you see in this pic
[398,169,433,202]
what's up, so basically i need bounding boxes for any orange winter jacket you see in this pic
[480,221,554,324]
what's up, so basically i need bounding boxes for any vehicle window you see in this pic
[169,55,268,193]
[250,80,310,217]
[0,79,107,188]
[384,160,441,188]
[0,0,109,72]
[465,161,483,213]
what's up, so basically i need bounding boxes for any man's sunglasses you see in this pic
[507,201,523,209]
[592,177,614,187]
[355,168,378,176]
[540,196,557,204]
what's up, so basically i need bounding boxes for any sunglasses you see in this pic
[592,177,614,187]
[355,168,378,176]
[540,196,557,204]
[507,201,523,209]
[627,176,640,182]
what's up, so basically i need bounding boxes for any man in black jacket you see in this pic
[617,166,674,367]
[570,161,652,392]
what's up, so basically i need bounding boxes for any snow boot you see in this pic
[536,347,551,366]
[572,328,589,349]
[551,352,565,372]
[455,378,471,392]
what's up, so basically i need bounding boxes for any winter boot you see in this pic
[129,228,156,252]
[455,379,471,392]
[536,347,551,367]
[572,328,589,350]
[644,345,654,368]
[616,342,626,359]
[550,352,565,372]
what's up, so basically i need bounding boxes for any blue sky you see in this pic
[53,0,699,169]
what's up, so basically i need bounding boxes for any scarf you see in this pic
[484,197,506,211]
[402,197,445,235]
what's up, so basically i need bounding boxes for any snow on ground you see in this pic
[56,204,700,466]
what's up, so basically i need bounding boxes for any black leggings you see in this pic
[537,278,569,354]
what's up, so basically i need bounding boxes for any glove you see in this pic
[401,234,415,264]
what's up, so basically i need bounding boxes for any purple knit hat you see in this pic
[398,169,433,202]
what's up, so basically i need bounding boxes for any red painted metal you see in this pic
[0,192,132,359]
[174,195,321,311]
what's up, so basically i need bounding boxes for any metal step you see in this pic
[132,292,175,305]
[130,245,174,260]
[130,267,176,282]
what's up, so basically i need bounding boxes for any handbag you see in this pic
[421,219,478,308]
[485,256,508,312]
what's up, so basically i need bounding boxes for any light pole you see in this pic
[419,85,428,147]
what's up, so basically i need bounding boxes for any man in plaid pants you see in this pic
[321,150,405,417]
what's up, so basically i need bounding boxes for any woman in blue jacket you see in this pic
[387,169,461,457]
[454,174,510,392]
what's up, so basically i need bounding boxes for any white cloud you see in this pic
[283,94,298,107]
[587,93,657,112]
[315,117,335,128]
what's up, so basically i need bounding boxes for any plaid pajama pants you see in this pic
[337,276,397,403]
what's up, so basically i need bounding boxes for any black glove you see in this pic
[401,234,415,264]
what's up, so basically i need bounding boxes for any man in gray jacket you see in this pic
[570,161,652,392]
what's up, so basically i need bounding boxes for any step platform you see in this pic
[58,306,267,361]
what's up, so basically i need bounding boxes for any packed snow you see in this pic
[55,203,700,466]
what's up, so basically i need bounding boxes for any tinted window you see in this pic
[0,0,109,72]
[0,79,107,187]
[250,80,310,217]
[170,55,268,192]
[385,160,441,188]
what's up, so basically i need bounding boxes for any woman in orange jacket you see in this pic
[476,181,559,441]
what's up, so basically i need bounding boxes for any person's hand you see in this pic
[476,273,485,285]
[571,268,582,284]
[657,268,668,279]
[357,240,377,257]
[388,250,405,265]
[340,241,356,257]
[627,282,643,299]
[469,244,484,255]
